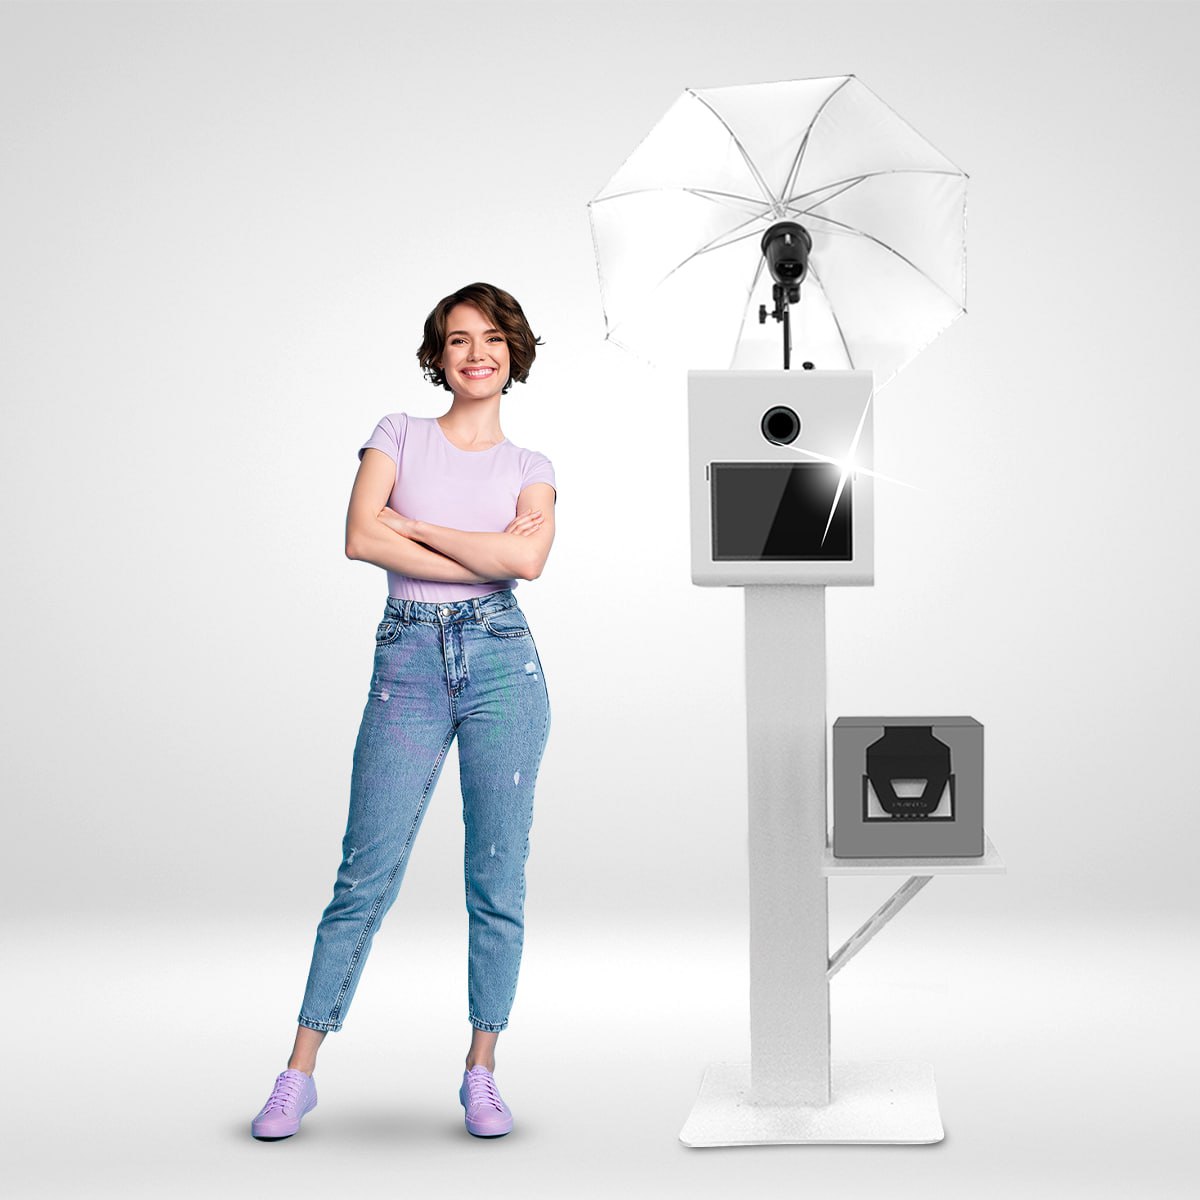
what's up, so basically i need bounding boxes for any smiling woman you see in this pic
[250,282,557,1145]
[417,281,542,395]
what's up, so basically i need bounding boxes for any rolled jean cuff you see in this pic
[469,1016,508,1033]
[297,1015,343,1032]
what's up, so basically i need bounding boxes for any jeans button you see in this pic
[440,607,449,616]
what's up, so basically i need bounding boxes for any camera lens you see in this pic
[761,406,801,445]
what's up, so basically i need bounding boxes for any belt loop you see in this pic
[402,599,412,625]
[471,596,482,622]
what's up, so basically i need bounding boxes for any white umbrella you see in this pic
[589,75,967,388]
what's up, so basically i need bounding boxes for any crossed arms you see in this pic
[344,447,555,583]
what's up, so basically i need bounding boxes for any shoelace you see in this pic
[263,1071,305,1114]
[465,1070,504,1112]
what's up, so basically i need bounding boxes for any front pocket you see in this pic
[482,608,530,638]
[375,619,402,646]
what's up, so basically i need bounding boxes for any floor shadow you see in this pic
[303,1104,464,1145]
[231,1103,467,1147]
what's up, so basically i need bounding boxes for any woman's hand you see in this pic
[505,509,544,537]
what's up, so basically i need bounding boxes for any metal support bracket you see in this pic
[827,875,932,980]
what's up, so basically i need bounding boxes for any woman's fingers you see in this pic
[505,509,544,536]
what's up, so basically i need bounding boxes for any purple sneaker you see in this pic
[251,1068,318,1140]
[459,1066,513,1137]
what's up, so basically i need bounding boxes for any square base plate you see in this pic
[679,1060,943,1147]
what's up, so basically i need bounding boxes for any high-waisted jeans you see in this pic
[297,588,551,1034]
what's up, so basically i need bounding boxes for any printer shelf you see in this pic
[821,833,1005,876]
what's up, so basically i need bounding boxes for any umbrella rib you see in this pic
[590,186,764,207]
[781,131,812,208]
[686,89,778,210]
[805,261,855,369]
[685,221,772,264]
[784,166,963,209]
[588,204,614,337]
[787,174,869,212]
[793,209,963,309]
[781,75,854,203]
[657,225,768,302]
[731,253,769,368]
[685,187,764,207]
[609,220,770,339]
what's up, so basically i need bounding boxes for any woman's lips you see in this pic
[462,368,495,378]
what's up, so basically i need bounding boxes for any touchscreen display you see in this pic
[711,462,852,561]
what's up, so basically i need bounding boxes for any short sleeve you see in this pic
[358,412,407,464]
[520,450,556,499]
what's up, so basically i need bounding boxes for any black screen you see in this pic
[711,462,852,561]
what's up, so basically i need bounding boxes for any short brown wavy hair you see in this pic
[417,282,542,394]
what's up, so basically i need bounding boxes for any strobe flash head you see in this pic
[761,221,812,285]
[758,220,813,368]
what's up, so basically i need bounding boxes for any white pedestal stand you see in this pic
[679,586,1003,1147]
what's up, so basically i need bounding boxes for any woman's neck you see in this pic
[437,395,504,448]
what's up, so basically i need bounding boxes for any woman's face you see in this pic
[437,302,511,400]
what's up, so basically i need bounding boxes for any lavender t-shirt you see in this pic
[358,412,556,602]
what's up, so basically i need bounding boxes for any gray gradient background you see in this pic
[2,1,1196,1197]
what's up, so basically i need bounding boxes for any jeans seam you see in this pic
[480,612,529,638]
[464,804,473,1025]
[502,696,547,1021]
[297,1016,342,1033]
[469,1016,508,1033]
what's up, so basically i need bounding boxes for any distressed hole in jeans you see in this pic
[513,770,521,786]
[524,662,536,675]
[341,847,358,890]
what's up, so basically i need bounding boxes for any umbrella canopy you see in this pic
[589,75,967,388]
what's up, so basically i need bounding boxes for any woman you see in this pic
[251,282,555,1141]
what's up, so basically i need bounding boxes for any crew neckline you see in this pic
[432,417,509,454]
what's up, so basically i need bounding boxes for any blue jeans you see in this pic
[297,589,551,1034]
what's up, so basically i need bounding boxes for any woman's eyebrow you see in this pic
[446,328,503,336]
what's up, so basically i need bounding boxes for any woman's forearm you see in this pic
[348,521,497,584]
[410,521,534,581]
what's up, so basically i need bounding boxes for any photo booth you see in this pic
[688,369,873,587]
[589,74,1002,1147]
[678,370,1003,1147]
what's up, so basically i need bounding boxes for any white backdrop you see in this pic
[4,4,1199,1198]
[3,0,1197,953]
